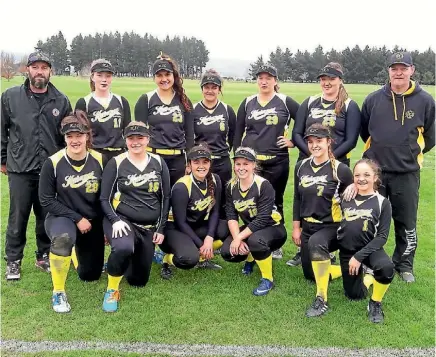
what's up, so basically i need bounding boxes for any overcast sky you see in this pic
[1,0,435,61]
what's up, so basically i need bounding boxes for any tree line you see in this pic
[35,31,209,78]
[249,45,435,85]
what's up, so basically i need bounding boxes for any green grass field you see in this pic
[1,76,435,356]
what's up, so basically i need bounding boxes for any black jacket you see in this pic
[1,79,72,173]
[361,81,435,173]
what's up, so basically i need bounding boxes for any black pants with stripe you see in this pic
[45,215,105,281]
[257,155,290,221]
[378,171,420,273]
[300,221,340,281]
[211,156,232,218]
[103,217,155,287]
[159,220,229,270]
[221,224,287,262]
[5,172,51,262]
[339,247,395,300]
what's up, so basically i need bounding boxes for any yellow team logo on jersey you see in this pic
[405,110,415,119]
[125,171,158,187]
[300,175,328,188]
[343,207,373,221]
[233,198,257,218]
[63,172,98,189]
[192,196,214,212]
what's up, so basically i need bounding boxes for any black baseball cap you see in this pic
[187,148,212,161]
[91,61,115,74]
[124,124,151,138]
[317,66,343,79]
[232,147,256,161]
[304,125,332,140]
[256,65,278,77]
[27,51,51,68]
[201,74,222,87]
[388,52,413,67]
[60,122,90,135]
[153,59,173,75]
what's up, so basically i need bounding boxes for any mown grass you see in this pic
[1,76,434,353]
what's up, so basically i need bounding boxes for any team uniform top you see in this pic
[171,173,222,245]
[234,93,299,158]
[191,101,236,157]
[337,193,392,262]
[134,90,194,151]
[225,175,282,232]
[39,149,104,222]
[75,93,131,150]
[293,157,353,223]
[293,95,361,160]
[100,152,170,234]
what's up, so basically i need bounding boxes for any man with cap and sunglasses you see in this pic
[38,110,105,313]
[288,62,360,267]
[1,49,72,280]
[234,64,299,259]
[75,59,131,163]
[191,69,236,218]
[100,121,170,312]
[347,52,435,283]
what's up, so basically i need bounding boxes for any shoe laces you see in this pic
[259,278,271,289]
[9,261,20,273]
[372,301,382,315]
[312,296,324,309]
[107,290,120,303]
[54,292,67,304]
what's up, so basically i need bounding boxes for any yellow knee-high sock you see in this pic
[107,275,123,291]
[312,260,331,301]
[213,240,223,251]
[255,255,273,281]
[329,265,342,280]
[364,274,375,289]
[246,253,254,263]
[163,254,174,265]
[372,281,390,302]
[71,246,79,270]
[50,253,71,292]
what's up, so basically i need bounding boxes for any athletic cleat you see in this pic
[286,251,301,267]
[52,292,71,313]
[306,296,329,317]
[399,272,415,283]
[103,289,120,312]
[213,248,221,255]
[272,248,283,260]
[242,261,255,275]
[160,263,173,280]
[35,253,50,273]
[196,260,222,270]
[368,299,384,323]
[253,278,274,296]
[102,262,108,273]
[5,260,21,281]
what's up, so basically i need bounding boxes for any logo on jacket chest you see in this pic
[405,110,415,119]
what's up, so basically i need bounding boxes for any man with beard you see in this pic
[1,50,72,280]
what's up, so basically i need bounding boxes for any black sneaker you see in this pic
[5,260,21,281]
[368,299,384,323]
[160,263,173,280]
[196,260,222,270]
[35,253,51,273]
[305,296,329,317]
[286,251,301,267]
[399,272,415,283]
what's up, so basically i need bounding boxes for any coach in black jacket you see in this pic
[1,50,71,280]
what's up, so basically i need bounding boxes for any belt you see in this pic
[146,147,183,155]
[132,222,155,230]
[256,154,276,161]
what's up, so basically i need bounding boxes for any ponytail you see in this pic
[335,83,349,115]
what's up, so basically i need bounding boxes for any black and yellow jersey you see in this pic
[100,152,170,233]
[234,93,299,158]
[293,157,353,223]
[225,174,281,232]
[170,173,222,241]
[39,148,104,222]
[338,193,392,262]
[292,95,361,160]
[75,93,131,150]
[134,90,194,151]
[192,101,236,157]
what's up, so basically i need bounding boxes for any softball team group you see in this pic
[2,50,434,324]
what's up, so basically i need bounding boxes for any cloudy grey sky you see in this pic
[1,0,435,61]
